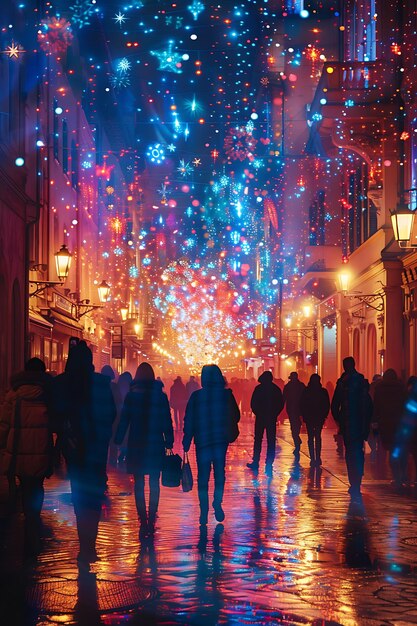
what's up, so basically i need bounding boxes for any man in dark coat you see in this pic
[246,371,284,475]
[283,372,306,455]
[331,356,373,500]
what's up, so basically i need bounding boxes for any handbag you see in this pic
[161,449,182,487]
[181,452,193,492]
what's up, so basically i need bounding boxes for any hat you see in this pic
[288,371,298,380]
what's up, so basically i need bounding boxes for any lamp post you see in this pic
[390,201,417,247]
[72,280,111,319]
[29,244,72,297]
[97,280,111,303]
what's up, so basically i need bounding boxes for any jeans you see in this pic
[344,439,365,492]
[252,416,277,466]
[288,414,302,448]
[196,444,228,523]
[134,470,161,524]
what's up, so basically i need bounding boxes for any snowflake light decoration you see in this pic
[114,12,128,25]
[69,0,96,29]
[224,126,258,162]
[2,41,25,59]
[177,159,194,177]
[188,0,205,20]
[147,143,166,164]
[110,73,131,89]
[116,57,131,73]
[150,43,183,73]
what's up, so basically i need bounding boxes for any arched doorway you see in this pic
[366,324,377,379]
[353,328,360,366]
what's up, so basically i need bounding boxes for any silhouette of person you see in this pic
[246,371,284,475]
[183,364,240,525]
[114,371,133,464]
[185,375,200,401]
[0,357,53,559]
[115,362,174,538]
[101,365,122,465]
[169,376,187,430]
[53,341,116,564]
[300,373,330,467]
[331,356,373,501]
[283,371,306,455]
[373,368,406,487]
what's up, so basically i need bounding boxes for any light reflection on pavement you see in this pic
[1,420,417,625]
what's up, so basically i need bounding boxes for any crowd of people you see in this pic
[1,341,417,565]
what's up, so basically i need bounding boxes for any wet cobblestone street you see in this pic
[2,420,417,626]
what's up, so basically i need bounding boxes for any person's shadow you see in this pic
[73,568,102,626]
[194,524,225,623]
[344,500,373,569]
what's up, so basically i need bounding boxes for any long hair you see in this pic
[134,362,155,383]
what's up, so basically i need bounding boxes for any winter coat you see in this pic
[53,371,116,468]
[183,386,240,451]
[373,370,406,450]
[0,371,53,478]
[169,379,187,410]
[115,379,174,474]
[250,372,284,422]
[300,381,330,427]
[331,369,373,442]
[283,379,306,418]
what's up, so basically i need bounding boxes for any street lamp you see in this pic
[337,270,384,312]
[390,202,417,247]
[120,304,129,321]
[54,244,72,280]
[29,244,72,297]
[97,280,111,303]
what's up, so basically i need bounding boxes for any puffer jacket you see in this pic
[0,371,53,478]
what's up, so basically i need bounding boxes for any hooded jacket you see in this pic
[300,378,330,426]
[250,371,284,421]
[0,371,53,478]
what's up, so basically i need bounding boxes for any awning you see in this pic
[29,309,53,329]
[49,309,84,336]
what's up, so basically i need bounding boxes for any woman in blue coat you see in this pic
[115,362,174,538]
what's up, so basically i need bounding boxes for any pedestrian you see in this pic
[169,376,187,430]
[101,365,121,466]
[246,371,284,475]
[114,371,133,464]
[0,358,53,558]
[185,375,200,401]
[300,373,330,467]
[114,362,174,538]
[373,369,407,487]
[283,372,306,455]
[331,356,373,501]
[183,364,240,526]
[53,341,116,563]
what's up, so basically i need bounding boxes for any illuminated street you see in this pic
[2,420,417,626]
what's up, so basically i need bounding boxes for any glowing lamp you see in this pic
[338,271,350,295]
[97,280,111,303]
[54,244,72,280]
[390,204,415,244]
[120,305,129,321]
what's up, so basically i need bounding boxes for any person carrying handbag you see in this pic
[182,364,240,526]
[115,362,174,539]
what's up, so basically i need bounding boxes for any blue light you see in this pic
[15,157,25,167]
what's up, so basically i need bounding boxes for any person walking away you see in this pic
[114,371,133,464]
[372,369,407,487]
[114,362,174,538]
[0,358,53,559]
[101,366,122,466]
[169,376,187,431]
[283,372,306,456]
[331,356,373,501]
[185,375,200,401]
[183,364,240,526]
[53,341,116,564]
[246,371,284,476]
[300,374,330,467]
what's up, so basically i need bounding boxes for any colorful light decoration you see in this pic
[38,17,74,55]
[147,143,166,164]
